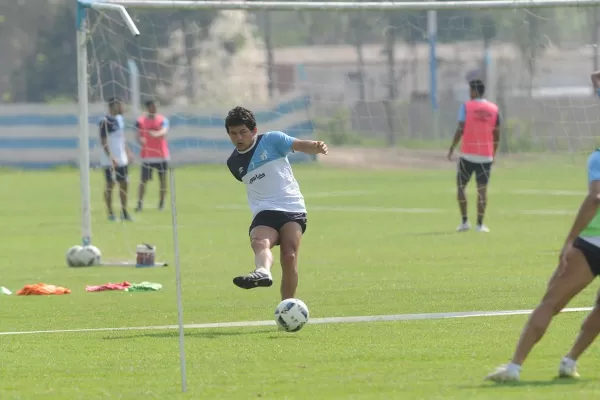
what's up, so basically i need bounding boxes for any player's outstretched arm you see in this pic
[291,139,328,155]
[150,119,169,138]
[564,181,600,245]
[560,155,600,266]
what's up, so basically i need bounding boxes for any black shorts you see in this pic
[141,161,168,182]
[573,237,600,276]
[249,210,307,237]
[457,157,492,186]
[104,165,128,183]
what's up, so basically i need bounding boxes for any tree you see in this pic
[511,9,553,95]
[480,14,497,84]
[348,11,369,101]
[19,4,76,102]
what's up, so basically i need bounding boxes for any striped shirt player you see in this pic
[485,148,600,382]
[99,97,132,221]
[135,100,170,212]
[447,79,500,233]
[224,106,328,300]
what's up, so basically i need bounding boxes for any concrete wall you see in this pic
[0,94,315,168]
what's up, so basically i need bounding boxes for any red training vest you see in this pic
[137,114,170,160]
[460,100,498,158]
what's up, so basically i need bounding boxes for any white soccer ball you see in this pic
[76,245,102,266]
[274,298,310,332]
[66,245,84,267]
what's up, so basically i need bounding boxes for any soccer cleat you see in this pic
[476,224,490,233]
[558,358,580,379]
[135,202,143,213]
[121,210,133,221]
[484,364,520,382]
[457,222,471,232]
[233,270,273,290]
[158,202,165,211]
[108,214,117,222]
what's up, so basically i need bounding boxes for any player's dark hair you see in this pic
[107,97,121,107]
[225,106,256,132]
[145,99,156,109]
[469,80,485,97]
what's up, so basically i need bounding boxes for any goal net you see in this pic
[79,2,600,261]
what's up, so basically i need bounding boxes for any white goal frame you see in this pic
[75,0,600,393]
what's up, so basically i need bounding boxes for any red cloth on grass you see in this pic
[86,281,132,292]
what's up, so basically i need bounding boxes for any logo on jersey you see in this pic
[260,150,268,161]
[238,167,244,175]
[248,172,266,185]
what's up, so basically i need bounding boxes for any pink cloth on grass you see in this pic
[86,281,132,292]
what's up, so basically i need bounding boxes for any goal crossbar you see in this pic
[84,0,600,12]
[80,0,600,37]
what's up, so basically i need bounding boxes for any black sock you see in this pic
[477,216,483,226]
[462,216,468,224]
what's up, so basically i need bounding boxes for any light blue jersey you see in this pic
[227,131,306,217]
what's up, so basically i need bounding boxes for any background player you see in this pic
[485,72,600,382]
[99,97,133,221]
[485,146,600,382]
[447,79,500,233]
[225,106,328,301]
[135,100,170,212]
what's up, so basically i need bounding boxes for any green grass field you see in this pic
[2,156,600,399]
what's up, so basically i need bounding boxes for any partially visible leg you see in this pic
[565,288,600,362]
[278,222,304,300]
[117,167,131,220]
[476,183,489,231]
[475,162,492,231]
[136,164,150,212]
[233,225,278,290]
[158,165,167,210]
[456,159,472,231]
[104,168,115,220]
[511,247,593,365]
[558,286,600,378]
[485,246,594,382]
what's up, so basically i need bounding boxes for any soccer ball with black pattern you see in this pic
[274,298,309,332]
[66,245,84,267]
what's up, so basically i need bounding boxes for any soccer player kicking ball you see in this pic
[485,79,600,381]
[135,100,170,212]
[225,106,328,300]
[447,79,501,233]
[99,97,134,221]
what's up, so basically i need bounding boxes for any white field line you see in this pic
[0,307,591,336]
[217,204,573,216]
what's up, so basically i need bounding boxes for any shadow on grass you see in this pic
[460,378,589,389]
[102,329,276,340]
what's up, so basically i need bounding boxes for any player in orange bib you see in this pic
[447,79,501,233]
[135,100,170,212]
